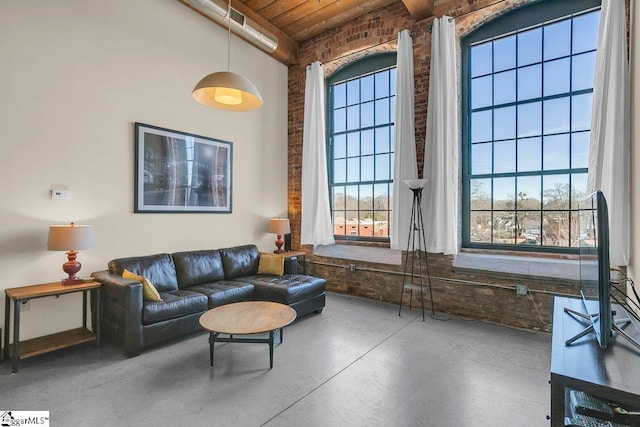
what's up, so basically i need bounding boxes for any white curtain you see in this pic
[422,16,459,255]
[587,0,629,266]
[391,30,418,250]
[301,61,335,247]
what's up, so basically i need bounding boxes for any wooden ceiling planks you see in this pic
[181,0,433,65]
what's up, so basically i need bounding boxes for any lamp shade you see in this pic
[192,71,263,111]
[268,218,290,235]
[47,224,96,251]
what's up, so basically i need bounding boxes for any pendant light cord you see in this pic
[227,0,232,72]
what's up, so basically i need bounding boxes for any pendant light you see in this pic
[192,0,263,111]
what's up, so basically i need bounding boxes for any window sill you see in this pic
[312,244,402,265]
[453,251,580,282]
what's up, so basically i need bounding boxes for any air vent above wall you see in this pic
[229,8,245,26]
[181,0,278,53]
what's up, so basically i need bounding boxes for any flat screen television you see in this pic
[576,190,612,348]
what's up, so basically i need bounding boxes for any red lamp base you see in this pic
[61,250,83,286]
[273,234,284,254]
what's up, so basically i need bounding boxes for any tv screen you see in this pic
[578,190,612,349]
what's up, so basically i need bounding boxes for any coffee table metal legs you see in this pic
[209,332,217,367]
[208,328,284,369]
[268,330,274,369]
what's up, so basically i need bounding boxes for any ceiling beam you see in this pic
[178,0,299,66]
[400,0,433,21]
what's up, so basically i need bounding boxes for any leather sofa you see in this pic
[91,244,325,357]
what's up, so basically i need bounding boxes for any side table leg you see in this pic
[95,288,101,348]
[4,295,10,361]
[82,291,87,329]
[12,299,20,373]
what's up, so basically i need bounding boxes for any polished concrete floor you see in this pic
[0,292,552,426]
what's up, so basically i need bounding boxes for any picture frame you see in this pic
[134,122,232,213]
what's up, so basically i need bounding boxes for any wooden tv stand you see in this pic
[550,296,640,426]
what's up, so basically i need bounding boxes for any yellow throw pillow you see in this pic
[122,269,163,302]
[258,253,285,276]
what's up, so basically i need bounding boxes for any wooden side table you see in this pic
[283,251,306,274]
[3,280,101,373]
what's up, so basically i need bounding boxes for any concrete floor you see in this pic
[0,292,552,426]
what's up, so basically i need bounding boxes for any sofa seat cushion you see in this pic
[246,275,326,305]
[142,290,208,325]
[187,281,255,308]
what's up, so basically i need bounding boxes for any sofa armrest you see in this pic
[91,270,144,357]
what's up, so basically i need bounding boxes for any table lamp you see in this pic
[268,218,290,254]
[47,222,96,285]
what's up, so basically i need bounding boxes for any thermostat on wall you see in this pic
[50,185,71,200]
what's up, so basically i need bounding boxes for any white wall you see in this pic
[0,0,288,339]
[630,0,639,306]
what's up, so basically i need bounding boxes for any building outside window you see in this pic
[327,54,397,242]
[462,0,601,252]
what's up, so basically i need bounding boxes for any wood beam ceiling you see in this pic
[400,0,433,21]
[179,0,434,67]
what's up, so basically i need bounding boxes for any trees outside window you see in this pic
[462,0,601,252]
[327,54,396,241]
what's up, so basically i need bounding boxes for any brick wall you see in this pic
[287,0,588,332]
[302,251,579,331]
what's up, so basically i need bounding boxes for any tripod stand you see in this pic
[398,181,434,321]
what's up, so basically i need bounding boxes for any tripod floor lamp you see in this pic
[398,179,434,321]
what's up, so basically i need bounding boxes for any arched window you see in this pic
[327,53,397,242]
[461,0,601,252]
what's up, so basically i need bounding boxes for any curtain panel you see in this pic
[587,0,630,266]
[301,62,335,247]
[391,30,419,250]
[423,16,459,255]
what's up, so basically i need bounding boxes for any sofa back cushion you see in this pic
[108,253,179,292]
[220,245,260,280]
[172,250,225,289]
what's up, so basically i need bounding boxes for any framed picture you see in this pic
[134,123,232,213]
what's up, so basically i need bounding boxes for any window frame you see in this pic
[460,0,602,254]
[326,53,397,243]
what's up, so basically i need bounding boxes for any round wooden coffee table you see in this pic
[199,301,297,369]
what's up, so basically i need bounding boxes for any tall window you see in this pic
[328,54,396,241]
[462,0,601,252]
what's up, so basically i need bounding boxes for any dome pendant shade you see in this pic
[215,87,242,105]
[192,71,263,111]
